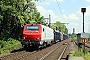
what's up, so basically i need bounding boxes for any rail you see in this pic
[39,43,68,60]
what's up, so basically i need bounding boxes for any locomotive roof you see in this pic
[25,24,42,25]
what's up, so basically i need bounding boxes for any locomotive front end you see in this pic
[21,24,42,47]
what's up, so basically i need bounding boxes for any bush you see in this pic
[0,48,10,54]
[0,38,22,56]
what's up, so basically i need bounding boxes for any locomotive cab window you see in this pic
[26,26,39,31]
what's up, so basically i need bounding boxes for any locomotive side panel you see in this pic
[42,25,54,45]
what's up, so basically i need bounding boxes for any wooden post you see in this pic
[83,40,85,55]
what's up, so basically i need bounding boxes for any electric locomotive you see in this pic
[21,24,54,48]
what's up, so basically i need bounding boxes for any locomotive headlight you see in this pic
[23,37,25,39]
[36,38,40,40]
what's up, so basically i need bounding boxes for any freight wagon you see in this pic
[54,30,60,43]
[54,30,63,43]
[63,34,68,40]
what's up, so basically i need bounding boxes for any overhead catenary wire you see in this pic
[56,0,69,33]
[56,0,63,16]
[55,0,65,22]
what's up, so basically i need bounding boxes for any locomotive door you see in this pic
[42,28,46,40]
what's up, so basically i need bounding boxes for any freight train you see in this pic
[21,23,69,48]
[54,30,63,43]
[63,34,69,40]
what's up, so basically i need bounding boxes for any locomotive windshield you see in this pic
[26,26,39,31]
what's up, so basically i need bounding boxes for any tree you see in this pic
[0,0,45,40]
[50,21,68,34]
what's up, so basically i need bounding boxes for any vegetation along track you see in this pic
[0,49,37,60]
[85,41,90,52]
[73,40,90,53]
[39,42,69,60]
[0,38,71,60]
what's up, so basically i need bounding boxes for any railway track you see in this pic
[73,40,90,55]
[0,43,62,60]
[0,39,71,60]
[74,40,90,48]
[0,49,37,60]
[39,43,68,60]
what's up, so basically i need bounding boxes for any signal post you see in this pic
[82,38,88,55]
[81,33,89,55]
[77,33,89,55]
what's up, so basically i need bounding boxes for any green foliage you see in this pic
[0,0,45,56]
[69,33,77,40]
[0,0,45,40]
[0,38,22,56]
[51,21,68,34]
[73,49,90,60]
[73,50,84,56]
[84,54,90,60]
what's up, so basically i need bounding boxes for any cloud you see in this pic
[76,6,90,33]
[56,0,63,2]
[36,6,79,23]
[70,23,79,26]
[71,0,77,3]
[47,0,63,2]
[69,14,79,20]
[68,23,82,33]
[36,0,63,5]
[85,6,90,16]
[36,1,50,5]
[76,10,82,17]
[61,14,68,21]
[36,6,85,33]
[36,0,90,33]
[61,13,79,22]
[36,0,63,7]
[62,10,64,12]
[77,6,90,17]
[86,0,90,2]
[36,6,60,23]
[36,6,48,17]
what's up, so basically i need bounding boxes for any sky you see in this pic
[34,0,90,34]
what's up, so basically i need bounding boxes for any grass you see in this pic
[84,54,90,60]
[73,50,84,56]
[72,37,77,40]
[72,49,90,60]
[0,38,22,56]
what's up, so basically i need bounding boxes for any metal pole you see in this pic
[81,8,86,55]
[88,20,89,33]
[49,14,51,27]
[84,42,85,55]
[83,12,85,55]
[61,23,69,33]
[83,12,84,32]
[83,39,85,55]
